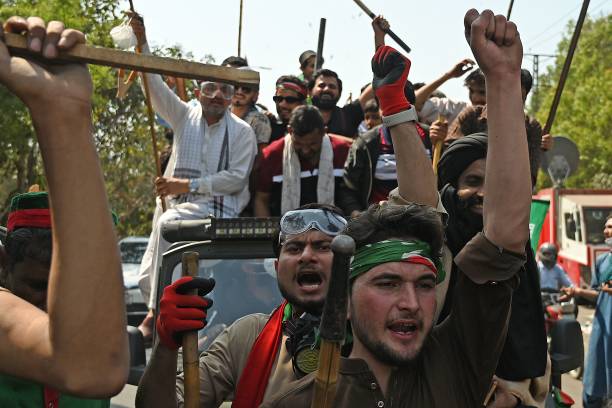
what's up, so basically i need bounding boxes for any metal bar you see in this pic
[352,0,411,54]
[315,18,326,71]
[4,32,260,86]
[238,0,244,56]
[543,0,590,135]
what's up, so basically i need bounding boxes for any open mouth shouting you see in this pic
[387,319,420,340]
[296,269,324,294]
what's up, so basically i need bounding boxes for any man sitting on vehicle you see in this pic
[135,204,347,408]
[537,242,573,291]
[263,9,534,407]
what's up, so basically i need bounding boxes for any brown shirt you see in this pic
[261,233,525,408]
[176,313,295,407]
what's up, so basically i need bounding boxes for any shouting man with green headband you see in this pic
[263,8,532,408]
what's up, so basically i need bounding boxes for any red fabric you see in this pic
[372,46,412,116]
[156,277,210,350]
[7,209,51,232]
[276,82,307,97]
[233,301,288,408]
[44,386,60,408]
[257,134,352,193]
[402,254,438,275]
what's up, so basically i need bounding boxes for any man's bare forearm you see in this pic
[390,122,438,208]
[414,73,450,111]
[483,74,531,253]
[136,343,180,407]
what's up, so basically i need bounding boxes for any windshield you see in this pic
[584,207,612,245]
[169,258,283,348]
[120,241,148,264]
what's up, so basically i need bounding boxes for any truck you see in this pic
[530,188,612,287]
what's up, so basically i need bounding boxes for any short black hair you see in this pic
[363,99,380,113]
[288,105,324,137]
[272,203,345,257]
[464,68,485,88]
[0,228,51,286]
[344,203,444,287]
[309,69,343,96]
[521,69,533,95]
[222,56,249,68]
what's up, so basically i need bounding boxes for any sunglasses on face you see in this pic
[236,85,254,94]
[200,82,234,100]
[273,95,304,104]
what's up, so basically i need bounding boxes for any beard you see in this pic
[311,93,339,110]
[350,300,433,366]
[201,101,227,119]
[277,282,324,316]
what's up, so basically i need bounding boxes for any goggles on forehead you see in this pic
[279,209,347,244]
[200,81,235,100]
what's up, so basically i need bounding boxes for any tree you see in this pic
[0,1,209,237]
[530,14,612,189]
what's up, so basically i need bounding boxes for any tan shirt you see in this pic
[175,313,295,407]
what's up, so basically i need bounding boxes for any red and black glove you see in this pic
[156,276,215,350]
[371,46,412,116]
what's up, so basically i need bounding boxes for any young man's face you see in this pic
[275,230,334,315]
[456,158,486,215]
[232,85,258,108]
[349,260,437,365]
[301,56,316,81]
[364,110,382,130]
[274,88,305,123]
[467,82,486,106]
[289,128,324,162]
[6,257,49,311]
[311,76,340,110]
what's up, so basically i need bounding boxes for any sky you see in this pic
[123,0,610,109]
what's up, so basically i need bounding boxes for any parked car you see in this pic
[119,236,149,327]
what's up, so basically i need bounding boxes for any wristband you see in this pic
[382,106,418,128]
[189,179,199,194]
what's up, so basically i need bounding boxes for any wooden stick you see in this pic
[4,32,259,86]
[542,0,590,135]
[352,0,412,54]
[506,0,515,20]
[238,0,244,57]
[432,114,447,175]
[181,251,200,408]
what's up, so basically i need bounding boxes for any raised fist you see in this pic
[463,9,522,78]
[371,46,411,116]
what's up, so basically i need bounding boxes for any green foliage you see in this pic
[0,1,202,237]
[530,14,612,190]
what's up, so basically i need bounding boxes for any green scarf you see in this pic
[350,240,445,284]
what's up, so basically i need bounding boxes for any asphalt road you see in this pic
[111,307,596,408]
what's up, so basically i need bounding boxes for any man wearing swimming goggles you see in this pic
[129,16,258,341]
[136,204,347,408]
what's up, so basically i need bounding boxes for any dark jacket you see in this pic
[338,124,431,215]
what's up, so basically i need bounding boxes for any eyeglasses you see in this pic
[279,209,347,243]
[273,95,304,104]
[200,82,235,100]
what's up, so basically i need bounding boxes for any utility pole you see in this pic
[524,53,557,91]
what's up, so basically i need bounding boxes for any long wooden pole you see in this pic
[181,252,200,408]
[4,32,259,86]
[542,0,590,135]
[506,0,515,20]
[238,0,244,57]
[315,18,326,71]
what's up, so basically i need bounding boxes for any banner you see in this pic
[530,200,550,253]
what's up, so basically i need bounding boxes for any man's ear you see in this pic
[274,259,279,273]
[253,91,259,103]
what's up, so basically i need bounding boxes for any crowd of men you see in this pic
[0,7,611,408]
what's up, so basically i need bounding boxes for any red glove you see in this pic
[156,276,215,350]
[371,46,411,116]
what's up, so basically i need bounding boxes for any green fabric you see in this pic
[350,239,445,284]
[529,200,550,253]
[283,303,293,322]
[0,374,109,407]
[9,192,49,212]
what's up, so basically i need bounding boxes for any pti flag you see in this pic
[530,200,550,253]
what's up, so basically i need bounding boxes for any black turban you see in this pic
[437,132,488,189]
